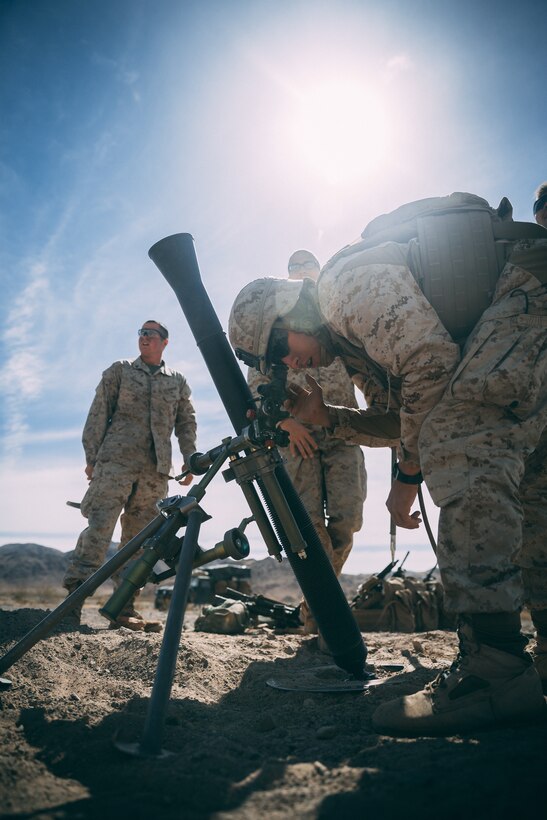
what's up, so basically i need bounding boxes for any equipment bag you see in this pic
[325,192,546,344]
[350,575,450,633]
[194,599,250,635]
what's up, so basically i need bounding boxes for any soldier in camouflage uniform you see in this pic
[228,234,547,735]
[248,250,367,634]
[63,320,197,631]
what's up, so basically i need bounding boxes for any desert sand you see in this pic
[1,587,546,820]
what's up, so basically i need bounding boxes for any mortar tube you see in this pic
[148,234,253,434]
[148,233,367,677]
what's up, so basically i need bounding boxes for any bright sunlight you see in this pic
[287,78,393,186]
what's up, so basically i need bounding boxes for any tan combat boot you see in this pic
[299,598,318,635]
[372,624,546,737]
[296,598,333,654]
[108,604,162,633]
[62,581,83,628]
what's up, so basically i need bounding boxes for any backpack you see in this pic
[325,192,545,344]
[194,599,250,635]
[350,573,452,633]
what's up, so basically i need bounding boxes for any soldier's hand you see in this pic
[285,375,330,427]
[85,464,94,480]
[178,465,194,486]
[277,418,318,458]
[386,482,422,529]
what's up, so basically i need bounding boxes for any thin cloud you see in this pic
[386,53,414,73]
[0,197,81,459]
[21,428,82,445]
[0,273,49,459]
[90,51,141,102]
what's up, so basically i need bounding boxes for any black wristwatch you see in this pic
[392,462,423,485]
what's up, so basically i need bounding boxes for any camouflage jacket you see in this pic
[317,242,461,463]
[82,357,197,476]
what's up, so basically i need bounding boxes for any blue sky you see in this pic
[0,0,545,574]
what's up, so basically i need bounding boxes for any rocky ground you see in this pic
[1,589,546,820]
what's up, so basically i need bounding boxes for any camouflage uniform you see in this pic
[64,357,197,588]
[229,225,547,732]
[319,238,547,615]
[249,358,366,577]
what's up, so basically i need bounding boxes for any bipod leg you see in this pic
[114,507,203,759]
[0,514,165,678]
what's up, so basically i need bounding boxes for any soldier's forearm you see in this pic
[327,405,401,447]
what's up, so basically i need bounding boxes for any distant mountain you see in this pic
[244,554,366,602]
[0,542,117,587]
[0,542,367,600]
[0,543,72,584]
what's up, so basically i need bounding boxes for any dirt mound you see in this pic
[1,599,546,819]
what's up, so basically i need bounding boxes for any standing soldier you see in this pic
[248,250,367,634]
[63,320,197,631]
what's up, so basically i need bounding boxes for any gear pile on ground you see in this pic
[350,573,453,632]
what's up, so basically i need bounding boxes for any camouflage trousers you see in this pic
[283,432,366,632]
[420,274,547,614]
[63,459,168,590]
[283,431,366,576]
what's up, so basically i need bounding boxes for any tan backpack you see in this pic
[323,192,545,344]
[194,599,250,635]
[350,573,448,633]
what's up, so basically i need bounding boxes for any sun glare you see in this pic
[287,79,392,186]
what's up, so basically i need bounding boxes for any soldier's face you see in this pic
[535,200,547,229]
[281,331,322,369]
[287,251,320,282]
[138,322,168,364]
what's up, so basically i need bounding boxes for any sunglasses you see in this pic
[138,328,166,339]
[533,194,547,215]
[288,260,319,272]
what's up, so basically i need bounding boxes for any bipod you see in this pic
[3,232,371,750]
[0,442,245,684]
[0,437,258,755]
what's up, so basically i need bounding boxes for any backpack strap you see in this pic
[492,221,546,240]
[412,209,501,343]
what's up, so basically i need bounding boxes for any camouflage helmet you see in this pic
[228,277,304,374]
